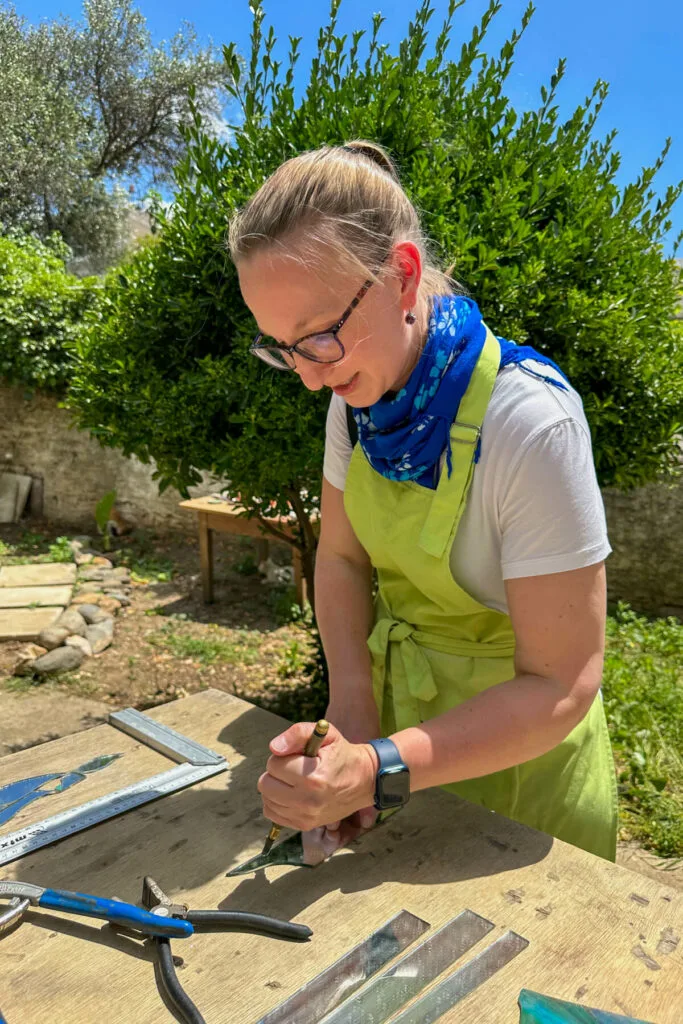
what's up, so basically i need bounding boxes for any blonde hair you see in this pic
[228,140,460,299]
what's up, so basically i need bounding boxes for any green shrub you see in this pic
[603,603,683,856]
[68,0,683,607]
[0,232,100,392]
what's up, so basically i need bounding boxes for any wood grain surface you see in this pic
[0,689,680,1023]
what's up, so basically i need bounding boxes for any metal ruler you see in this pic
[0,708,229,866]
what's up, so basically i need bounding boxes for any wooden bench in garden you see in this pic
[179,496,316,609]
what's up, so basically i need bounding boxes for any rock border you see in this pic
[12,537,132,679]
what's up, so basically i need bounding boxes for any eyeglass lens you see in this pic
[254,333,344,370]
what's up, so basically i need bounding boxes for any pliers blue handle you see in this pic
[0,881,193,939]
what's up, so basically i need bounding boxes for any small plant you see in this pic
[47,536,74,562]
[232,553,258,576]
[277,640,306,679]
[0,539,11,557]
[95,490,117,551]
[268,586,311,626]
[20,530,46,550]
[116,543,175,583]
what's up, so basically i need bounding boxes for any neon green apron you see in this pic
[343,327,618,861]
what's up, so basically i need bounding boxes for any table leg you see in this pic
[198,513,214,603]
[256,538,269,565]
[292,549,305,610]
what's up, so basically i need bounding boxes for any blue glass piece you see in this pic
[0,774,63,810]
[519,989,655,1024]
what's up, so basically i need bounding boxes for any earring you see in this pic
[405,310,417,324]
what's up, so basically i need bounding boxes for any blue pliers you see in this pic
[0,880,193,939]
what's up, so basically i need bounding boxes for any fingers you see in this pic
[264,753,319,784]
[270,721,338,757]
[259,772,330,831]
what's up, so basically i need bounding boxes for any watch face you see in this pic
[379,766,410,808]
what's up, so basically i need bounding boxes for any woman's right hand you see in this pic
[297,696,381,866]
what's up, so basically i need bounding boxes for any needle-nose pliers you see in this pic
[0,877,311,1024]
[140,875,312,1024]
[0,880,193,938]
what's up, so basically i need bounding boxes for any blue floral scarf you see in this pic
[353,294,569,489]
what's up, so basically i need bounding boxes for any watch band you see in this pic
[368,738,406,771]
[368,738,410,811]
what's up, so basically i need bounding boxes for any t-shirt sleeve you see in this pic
[498,417,612,580]
[323,395,354,491]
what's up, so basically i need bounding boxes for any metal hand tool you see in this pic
[227,806,400,876]
[261,719,329,856]
[141,875,313,1024]
[0,709,228,868]
[0,880,193,939]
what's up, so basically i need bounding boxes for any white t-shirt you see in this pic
[323,360,611,615]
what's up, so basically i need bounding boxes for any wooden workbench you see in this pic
[0,689,681,1023]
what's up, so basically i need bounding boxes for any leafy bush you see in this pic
[603,603,683,856]
[0,232,100,392]
[68,0,683,606]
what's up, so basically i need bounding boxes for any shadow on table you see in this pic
[9,705,553,933]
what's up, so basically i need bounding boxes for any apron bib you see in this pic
[344,327,618,860]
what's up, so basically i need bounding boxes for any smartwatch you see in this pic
[367,738,410,811]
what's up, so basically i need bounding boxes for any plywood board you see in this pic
[0,728,174,834]
[0,563,76,587]
[0,585,73,608]
[0,606,63,641]
[0,690,680,1024]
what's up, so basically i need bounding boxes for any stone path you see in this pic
[0,564,76,587]
[0,563,75,641]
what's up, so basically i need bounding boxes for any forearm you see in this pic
[314,550,375,718]
[389,671,599,792]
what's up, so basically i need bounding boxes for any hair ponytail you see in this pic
[228,141,461,300]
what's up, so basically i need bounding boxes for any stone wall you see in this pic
[602,480,682,619]
[1,385,681,616]
[0,385,220,533]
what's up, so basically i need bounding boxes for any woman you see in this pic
[229,140,618,861]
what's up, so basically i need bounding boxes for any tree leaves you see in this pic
[0,0,229,266]
[67,0,683,521]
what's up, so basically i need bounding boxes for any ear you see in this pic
[392,241,422,313]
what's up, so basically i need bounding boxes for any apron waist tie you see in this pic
[367,617,516,724]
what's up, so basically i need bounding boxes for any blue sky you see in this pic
[17,0,683,252]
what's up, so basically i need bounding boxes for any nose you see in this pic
[294,356,329,392]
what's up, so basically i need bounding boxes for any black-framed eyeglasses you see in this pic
[250,278,375,371]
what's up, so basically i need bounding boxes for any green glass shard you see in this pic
[226,832,311,876]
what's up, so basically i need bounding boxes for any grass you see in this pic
[603,603,683,857]
[0,531,51,563]
[117,548,175,583]
[113,528,178,582]
[1,531,72,564]
[146,621,262,666]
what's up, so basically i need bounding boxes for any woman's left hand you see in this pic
[257,722,377,832]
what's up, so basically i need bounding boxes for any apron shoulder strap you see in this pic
[418,327,501,559]
[345,403,359,447]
